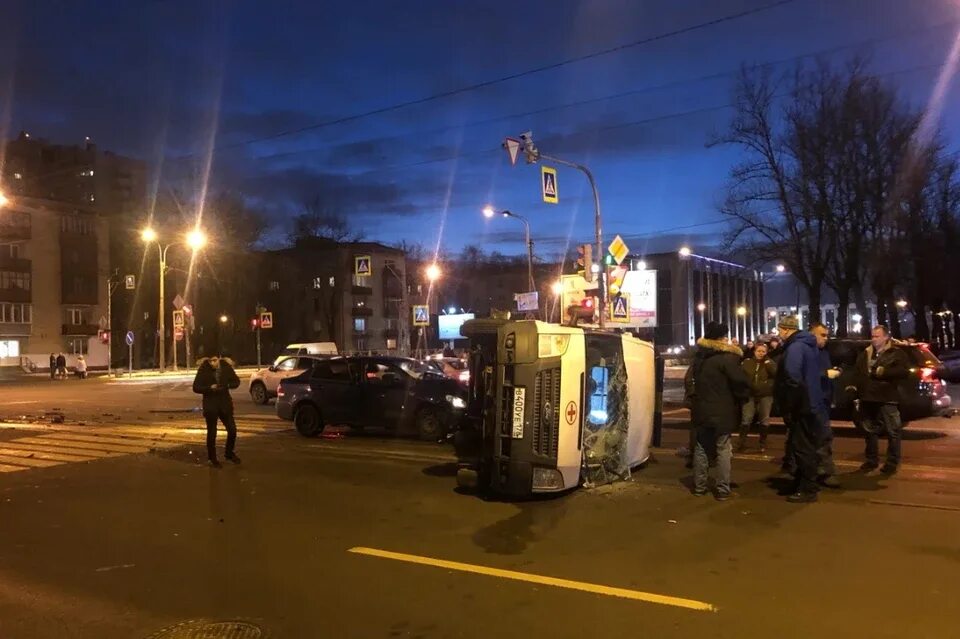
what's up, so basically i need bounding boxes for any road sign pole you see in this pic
[256,302,262,369]
[172,310,178,372]
[107,275,112,378]
[128,343,132,378]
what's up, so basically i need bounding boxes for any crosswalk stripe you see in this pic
[0,463,29,472]
[16,437,151,454]
[0,453,61,468]
[47,433,180,449]
[0,441,116,458]
[0,447,98,463]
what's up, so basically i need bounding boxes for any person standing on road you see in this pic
[810,323,840,488]
[738,342,776,453]
[193,356,242,468]
[774,316,824,503]
[688,321,751,501]
[55,353,67,380]
[75,355,88,380]
[851,325,910,474]
[49,353,56,380]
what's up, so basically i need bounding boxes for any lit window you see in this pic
[328,276,335,288]
[13,173,22,180]
[0,340,19,358]
[312,277,322,290]
[269,281,280,291]
[354,318,366,333]
[68,308,85,325]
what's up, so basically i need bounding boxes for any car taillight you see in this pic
[921,367,937,382]
[277,386,285,397]
[459,370,470,382]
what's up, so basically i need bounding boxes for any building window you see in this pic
[0,340,20,358]
[67,338,87,355]
[386,338,397,350]
[0,303,32,323]
[312,319,323,333]
[0,271,30,290]
[68,308,85,325]
[328,276,336,288]
[269,281,280,291]
[0,244,20,259]
[60,215,93,235]
[312,277,322,289]
[355,337,366,351]
[384,318,398,330]
[354,318,366,333]
[352,274,370,287]
[313,297,320,312]
[12,173,22,180]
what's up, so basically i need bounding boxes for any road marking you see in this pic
[0,441,116,458]
[348,547,716,612]
[868,499,960,512]
[45,433,179,449]
[0,447,97,463]
[0,453,61,468]
[15,437,151,454]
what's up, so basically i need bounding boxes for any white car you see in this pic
[249,355,323,405]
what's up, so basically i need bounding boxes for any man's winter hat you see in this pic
[778,315,800,331]
[704,321,729,340]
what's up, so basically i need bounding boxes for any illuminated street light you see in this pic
[590,263,600,274]
[186,228,207,251]
[0,191,8,207]
[737,306,747,316]
[678,246,691,257]
[697,302,706,312]
[769,310,778,318]
[776,264,786,273]
[637,260,647,270]
[551,281,563,296]
[425,263,441,282]
[896,299,908,309]
[219,314,229,324]
[141,227,158,243]
[482,205,496,219]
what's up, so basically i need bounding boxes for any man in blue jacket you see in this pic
[774,316,823,503]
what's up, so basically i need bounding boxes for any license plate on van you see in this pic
[512,387,525,438]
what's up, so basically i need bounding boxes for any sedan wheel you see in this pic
[416,407,444,442]
[295,404,323,437]
[250,382,268,405]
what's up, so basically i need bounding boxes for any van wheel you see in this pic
[250,382,268,405]
[416,407,444,442]
[295,404,323,437]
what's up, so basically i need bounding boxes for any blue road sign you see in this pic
[125,331,135,346]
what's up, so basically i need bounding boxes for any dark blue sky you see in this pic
[2,0,960,260]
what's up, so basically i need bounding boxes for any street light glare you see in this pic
[551,281,563,296]
[736,306,747,316]
[776,264,786,273]
[482,205,496,219]
[679,246,691,257]
[697,303,706,312]
[637,260,647,270]
[219,314,229,324]
[0,191,8,207]
[186,229,207,251]
[141,228,157,243]
[897,299,908,308]
[425,263,441,282]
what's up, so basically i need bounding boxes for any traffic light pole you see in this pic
[538,153,605,329]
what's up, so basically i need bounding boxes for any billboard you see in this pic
[620,269,657,328]
[438,313,475,340]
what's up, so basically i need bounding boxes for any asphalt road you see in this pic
[0,378,959,638]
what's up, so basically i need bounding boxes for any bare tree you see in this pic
[289,195,362,243]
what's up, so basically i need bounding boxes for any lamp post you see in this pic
[483,206,535,294]
[737,306,747,343]
[697,302,706,339]
[141,227,206,373]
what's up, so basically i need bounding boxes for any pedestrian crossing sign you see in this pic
[610,294,630,323]
[355,255,372,277]
[541,166,558,204]
[413,305,430,327]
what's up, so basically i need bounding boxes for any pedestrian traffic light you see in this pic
[575,244,593,282]
[250,317,259,330]
[566,296,596,325]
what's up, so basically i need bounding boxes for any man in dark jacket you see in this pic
[688,322,751,500]
[811,323,840,487]
[738,342,776,452]
[853,325,910,474]
[193,356,241,467]
[774,316,823,502]
[49,354,56,380]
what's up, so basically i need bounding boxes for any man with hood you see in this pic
[192,355,241,467]
[774,316,823,502]
[687,321,751,500]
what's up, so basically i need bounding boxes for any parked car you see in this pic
[276,356,467,440]
[272,342,338,366]
[826,340,951,421]
[424,356,470,386]
[936,349,960,383]
[249,355,329,404]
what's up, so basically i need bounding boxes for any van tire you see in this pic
[295,404,323,437]
[250,382,268,405]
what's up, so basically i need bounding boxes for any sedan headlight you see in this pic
[446,394,466,409]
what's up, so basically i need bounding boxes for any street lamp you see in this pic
[481,206,535,294]
[896,299,908,309]
[679,246,692,258]
[637,260,647,271]
[219,314,229,324]
[142,227,207,374]
[776,264,786,273]
[0,191,8,207]
[425,263,441,282]
[551,281,563,296]
[737,306,748,343]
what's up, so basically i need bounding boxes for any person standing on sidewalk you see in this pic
[738,342,776,453]
[192,356,242,467]
[774,316,824,503]
[688,322,751,501]
[810,323,840,488]
[852,325,909,474]
[49,353,56,380]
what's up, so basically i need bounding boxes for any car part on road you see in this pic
[416,406,443,441]
[294,404,323,437]
[250,381,268,405]
[147,619,264,638]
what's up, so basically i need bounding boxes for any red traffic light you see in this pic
[582,297,595,309]
[251,318,259,328]
[183,304,193,315]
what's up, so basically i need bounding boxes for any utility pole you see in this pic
[255,302,264,368]
[513,132,605,328]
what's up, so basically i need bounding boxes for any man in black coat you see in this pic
[852,325,910,474]
[193,356,241,467]
[687,322,751,500]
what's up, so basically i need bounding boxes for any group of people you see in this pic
[48,353,86,380]
[685,316,907,502]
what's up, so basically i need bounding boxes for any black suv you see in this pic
[826,340,952,421]
[276,356,467,440]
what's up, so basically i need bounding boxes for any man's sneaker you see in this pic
[860,461,879,472]
[715,492,736,502]
[692,489,708,497]
[880,463,898,475]
[786,491,818,503]
[819,475,841,489]
[225,454,242,465]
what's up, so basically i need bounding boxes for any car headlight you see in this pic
[446,394,466,409]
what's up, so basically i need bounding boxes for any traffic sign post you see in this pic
[503,137,521,166]
[354,256,372,277]
[125,331,135,377]
[608,234,629,266]
[172,310,185,328]
[260,311,273,329]
[610,294,631,323]
[124,274,136,290]
[541,166,558,204]
[412,305,429,327]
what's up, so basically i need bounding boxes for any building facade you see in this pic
[0,196,110,370]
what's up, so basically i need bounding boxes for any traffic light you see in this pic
[566,296,597,325]
[575,244,593,282]
[250,317,259,331]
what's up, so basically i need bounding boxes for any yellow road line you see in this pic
[348,547,716,612]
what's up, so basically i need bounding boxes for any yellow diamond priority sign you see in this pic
[608,234,629,265]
